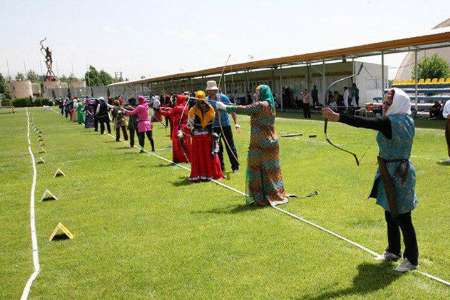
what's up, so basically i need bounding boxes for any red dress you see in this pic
[188,104,223,181]
[161,95,191,163]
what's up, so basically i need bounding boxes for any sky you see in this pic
[1,0,449,80]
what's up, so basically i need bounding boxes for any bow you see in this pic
[324,63,364,166]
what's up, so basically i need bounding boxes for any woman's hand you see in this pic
[321,107,340,122]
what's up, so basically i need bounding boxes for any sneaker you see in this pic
[375,251,400,262]
[440,158,450,164]
[394,258,417,272]
[139,149,145,153]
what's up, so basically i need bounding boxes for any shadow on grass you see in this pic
[436,161,450,166]
[172,177,191,186]
[301,262,402,300]
[191,203,263,215]
[115,146,132,150]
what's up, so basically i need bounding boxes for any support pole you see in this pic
[381,51,385,102]
[414,49,419,113]
[322,60,326,105]
[279,65,283,112]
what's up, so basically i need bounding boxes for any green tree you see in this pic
[84,65,101,86]
[15,73,25,81]
[26,70,39,82]
[413,54,450,80]
[98,70,113,85]
[60,74,68,82]
[0,73,6,94]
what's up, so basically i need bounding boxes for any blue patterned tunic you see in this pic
[370,114,418,214]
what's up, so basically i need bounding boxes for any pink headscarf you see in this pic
[138,96,146,104]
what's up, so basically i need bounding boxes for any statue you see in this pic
[40,38,56,81]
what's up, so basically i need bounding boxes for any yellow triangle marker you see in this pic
[49,223,74,241]
[54,169,65,177]
[41,189,58,201]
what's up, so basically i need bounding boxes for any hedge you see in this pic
[12,98,54,107]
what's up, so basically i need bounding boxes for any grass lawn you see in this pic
[0,107,449,299]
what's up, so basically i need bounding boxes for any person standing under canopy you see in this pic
[207,80,240,173]
[322,88,419,273]
[161,94,191,163]
[187,91,223,182]
[216,85,288,206]
[124,96,155,153]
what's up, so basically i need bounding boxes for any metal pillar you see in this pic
[279,65,283,112]
[414,49,419,112]
[322,60,326,105]
[381,51,385,101]
[306,63,311,91]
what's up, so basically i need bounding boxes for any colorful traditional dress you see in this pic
[188,95,223,181]
[161,95,191,163]
[225,85,287,206]
[76,100,85,124]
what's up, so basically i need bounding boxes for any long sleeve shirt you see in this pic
[443,100,450,118]
[339,114,392,139]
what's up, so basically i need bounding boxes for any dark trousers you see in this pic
[214,126,239,171]
[94,116,99,131]
[129,127,137,147]
[138,130,155,151]
[116,125,128,141]
[385,210,418,265]
[99,120,111,135]
[446,119,450,157]
[303,103,311,119]
[60,107,64,115]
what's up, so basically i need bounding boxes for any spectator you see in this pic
[429,101,443,119]
[311,85,319,108]
[351,83,360,107]
[343,87,350,110]
[302,89,311,119]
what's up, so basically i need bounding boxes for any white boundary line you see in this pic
[21,109,40,300]
[52,108,449,287]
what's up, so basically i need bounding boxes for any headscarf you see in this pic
[138,95,146,105]
[386,88,411,116]
[188,90,215,128]
[258,85,275,110]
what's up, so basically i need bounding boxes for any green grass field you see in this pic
[1,107,449,299]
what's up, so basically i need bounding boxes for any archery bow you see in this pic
[324,63,364,166]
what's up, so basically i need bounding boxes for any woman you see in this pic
[126,98,138,148]
[187,91,223,181]
[76,98,85,124]
[96,97,111,134]
[84,98,97,129]
[124,96,155,152]
[151,95,163,123]
[71,99,78,122]
[161,94,191,163]
[216,85,288,206]
[322,88,419,273]
[112,100,128,142]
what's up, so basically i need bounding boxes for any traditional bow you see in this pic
[324,63,364,166]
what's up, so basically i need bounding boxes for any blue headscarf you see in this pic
[258,85,275,111]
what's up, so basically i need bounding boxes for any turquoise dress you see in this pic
[370,114,418,214]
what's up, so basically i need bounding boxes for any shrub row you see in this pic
[11,98,54,107]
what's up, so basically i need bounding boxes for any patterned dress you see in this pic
[226,101,288,206]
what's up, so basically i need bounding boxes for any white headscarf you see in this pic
[385,88,411,116]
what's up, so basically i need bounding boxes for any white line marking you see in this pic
[21,109,40,300]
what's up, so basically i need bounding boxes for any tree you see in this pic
[60,74,68,82]
[26,70,39,82]
[98,70,113,85]
[413,54,450,80]
[15,73,25,81]
[85,65,101,86]
[0,73,6,94]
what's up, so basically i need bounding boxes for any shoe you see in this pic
[139,149,145,153]
[375,251,400,262]
[440,158,450,164]
[394,258,417,272]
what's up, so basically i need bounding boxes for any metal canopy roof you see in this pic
[109,29,450,87]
